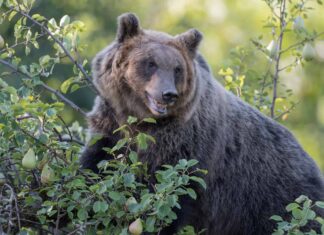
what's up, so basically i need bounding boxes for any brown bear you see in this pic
[80,13,324,235]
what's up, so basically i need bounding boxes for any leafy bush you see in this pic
[0,0,323,234]
[271,196,324,235]
[0,76,207,233]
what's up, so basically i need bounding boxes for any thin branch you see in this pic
[263,0,280,19]
[57,115,85,146]
[0,58,87,116]
[278,57,299,72]
[275,101,300,120]
[54,204,61,235]
[270,0,286,118]
[60,137,85,146]
[11,7,99,95]
[0,33,46,54]
[3,183,21,231]
[280,31,324,55]
[257,59,274,109]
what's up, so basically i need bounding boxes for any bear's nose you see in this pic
[162,90,179,103]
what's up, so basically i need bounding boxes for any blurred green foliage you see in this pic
[0,0,323,170]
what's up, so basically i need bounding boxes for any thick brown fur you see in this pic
[81,13,324,235]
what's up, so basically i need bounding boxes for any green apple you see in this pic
[126,197,138,210]
[302,43,317,61]
[266,40,278,59]
[22,148,37,169]
[129,218,143,235]
[41,164,55,184]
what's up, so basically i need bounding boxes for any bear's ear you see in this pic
[117,13,141,43]
[176,29,203,58]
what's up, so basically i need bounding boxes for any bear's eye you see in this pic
[174,66,182,75]
[147,61,157,69]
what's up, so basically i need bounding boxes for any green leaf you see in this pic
[60,15,70,27]
[72,191,81,200]
[70,84,80,93]
[127,116,138,124]
[189,176,207,190]
[158,204,171,218]
[93,201,108,213]
[145,216,156,232]
[285,203,299,212]
[272,230,284,235]
[77,208,88,220]
[60,77,74,94]
[136,133,148,150]
[306,210,316,220]
[140,194,153,209]
[113,124,128,134]
[295,195,308,203]
[129,151,138,163]
[32,14,46,21]
[114,138,127,151]
[116,211,125,218]
[292,208,302,219]
[315,201,324,208]
[143,117,156,124]
[187,188,197,200]
[270,215,283,221]
[8,11,17,21]
[179,159,188,167]
[25,46,31,56]
[120,228,128,235]
[109,191,121,201]
[123,173,135,187]
[93,201,101,213]
[39,55,51,66]
[187,159,199,167]
[88,133,103,146]
[48,18,58,29]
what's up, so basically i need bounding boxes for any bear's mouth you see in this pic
[146,93,168,116]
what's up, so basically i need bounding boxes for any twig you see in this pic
[12,218,54,234]
[280,31,324,55]
[0,58,87,116]
[263,0,280,19]
[60,137,85,146]
[54,204,61,235]
[57,115,85,146]
[274,101,300,120]
[53,126,84,145]
[11,7,99,95]
[0,33,46,54]
[3,183,21,231]
[16,114,36,121]
[257,59,274,109]
[278,57,299,72]
[270,0,287,118]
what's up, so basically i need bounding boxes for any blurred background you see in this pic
[1,0,324,169]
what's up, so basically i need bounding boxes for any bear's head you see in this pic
[92,13,203,122]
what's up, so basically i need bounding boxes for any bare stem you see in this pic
[0,58,87,116]
[270,0,286,118]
